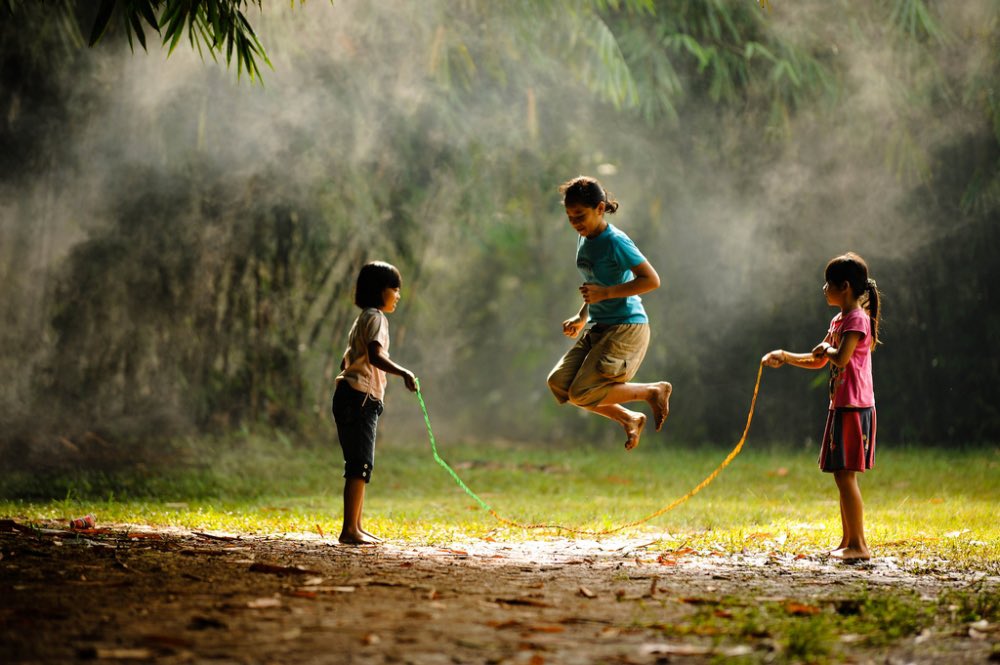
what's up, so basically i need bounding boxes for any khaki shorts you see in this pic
[546,323,650,408]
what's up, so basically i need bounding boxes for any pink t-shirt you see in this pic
[336,308,390,402]
[827,308,875,409]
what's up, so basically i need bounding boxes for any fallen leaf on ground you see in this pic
[488,620,523,630]
[785,601,821,616]
[437,548,469,556]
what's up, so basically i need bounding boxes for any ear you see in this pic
[595,201,606,215]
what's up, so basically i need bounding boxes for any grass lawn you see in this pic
[2,433,997,572]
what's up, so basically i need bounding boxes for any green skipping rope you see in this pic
[415,380,493,513]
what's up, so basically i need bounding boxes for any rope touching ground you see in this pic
[414,364,764,536]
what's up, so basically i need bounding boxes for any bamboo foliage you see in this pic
[0,0,998,451]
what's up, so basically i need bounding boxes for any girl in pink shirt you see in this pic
[762,252,882,561]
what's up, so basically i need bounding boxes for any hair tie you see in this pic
[867,278,877,290]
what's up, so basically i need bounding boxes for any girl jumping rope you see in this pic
[762,252,881,561]
[332,261,417,545]
[547,176,673,451]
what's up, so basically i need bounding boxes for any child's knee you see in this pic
[567,381,600,408]
[547,374,570,404]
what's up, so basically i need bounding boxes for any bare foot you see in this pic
[624,414,646,451]
[829,547,870,562]
[648,382,672,432]
[338,529,380,546]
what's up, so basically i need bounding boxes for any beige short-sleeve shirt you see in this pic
[336,308,390,401]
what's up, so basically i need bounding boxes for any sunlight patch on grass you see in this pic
[1,435,997,571]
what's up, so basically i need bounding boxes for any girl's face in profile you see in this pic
[823,280,850,309]
[381,286,401,313]
[565,202,606,239]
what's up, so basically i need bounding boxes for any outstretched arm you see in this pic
[762,331,833,369]
[761,349,829,369]
[367,341,417,392]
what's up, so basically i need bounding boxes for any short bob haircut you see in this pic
[354,261,402,309]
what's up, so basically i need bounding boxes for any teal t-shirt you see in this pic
[576,223,649,324]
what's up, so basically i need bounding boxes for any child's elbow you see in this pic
[830,355,850,368]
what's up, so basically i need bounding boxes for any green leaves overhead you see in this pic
[417,1,829,128]
[87,0,271,81]
[611,1,835,125]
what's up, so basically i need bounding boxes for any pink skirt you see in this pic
[818,407,876,473]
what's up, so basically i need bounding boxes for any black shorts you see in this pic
[332,381,383,483]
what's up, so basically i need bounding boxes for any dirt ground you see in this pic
[1,520,997,664]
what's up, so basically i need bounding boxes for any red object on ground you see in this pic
[69,514,96,529]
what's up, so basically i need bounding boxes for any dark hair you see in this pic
[559,175,620,214]
[354,261,402,309]
[825,252,881,350]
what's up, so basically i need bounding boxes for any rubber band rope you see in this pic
[414,364,764,535]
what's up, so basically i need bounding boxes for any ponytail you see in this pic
[560,175,620,214]
[864,278,881,351]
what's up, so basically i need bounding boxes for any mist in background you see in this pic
[1,0,997,477]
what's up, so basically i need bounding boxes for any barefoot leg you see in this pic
[647,382,672,432]
[600,382,672,432]
[589,404,645,451]
[833,471,870,560]
[340,478,380,545]
[624,413,646,450]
